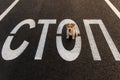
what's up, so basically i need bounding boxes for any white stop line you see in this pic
[105,0,120,19]
[0,0,19,21]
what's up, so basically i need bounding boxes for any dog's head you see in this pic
[66,23,75,32]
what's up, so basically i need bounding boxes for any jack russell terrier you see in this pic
[66,23,78,39]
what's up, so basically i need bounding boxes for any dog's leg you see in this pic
[72,33,75,39]
[67,34,69,39]
[66,30,69,39]
[72,36,75,39]
[76,31,78,37]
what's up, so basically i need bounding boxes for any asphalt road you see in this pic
[0,0,120,80]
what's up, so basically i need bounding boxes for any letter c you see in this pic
[2,19,35,60]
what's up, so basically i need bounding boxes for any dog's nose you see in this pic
[69,29,71,32]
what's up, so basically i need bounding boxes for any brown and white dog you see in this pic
[66,23,78,39]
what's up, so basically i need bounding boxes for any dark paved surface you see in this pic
[0,0,120,80]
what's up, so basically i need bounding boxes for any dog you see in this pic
[66,23,78,39]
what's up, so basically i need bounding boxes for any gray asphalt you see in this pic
[0,0,120,80]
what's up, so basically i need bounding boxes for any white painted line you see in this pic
[105,0,120,19]
[56,19,81,61]
[84,19,120,61]
[0,0,19,21]
[35,19,56,60]
[84,19,101,61]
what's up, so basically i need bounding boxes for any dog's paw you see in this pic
[72,37,75,40]
[66,37,69,39]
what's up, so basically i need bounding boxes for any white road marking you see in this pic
[35,19,56,60]
[0,0,19,21]
[2,19,35,60]
[84,19,101,61]
[56,19,81,61]
[84,19,120,61]
[105,0,120,19]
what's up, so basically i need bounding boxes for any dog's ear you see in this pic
[65,24,69,28]
[71,23,75,28]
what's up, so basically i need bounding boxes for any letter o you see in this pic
[56,19,82,61]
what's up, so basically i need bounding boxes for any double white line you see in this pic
[0,0,19,21]
[105,0,120,19]
[0,0,119,21]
